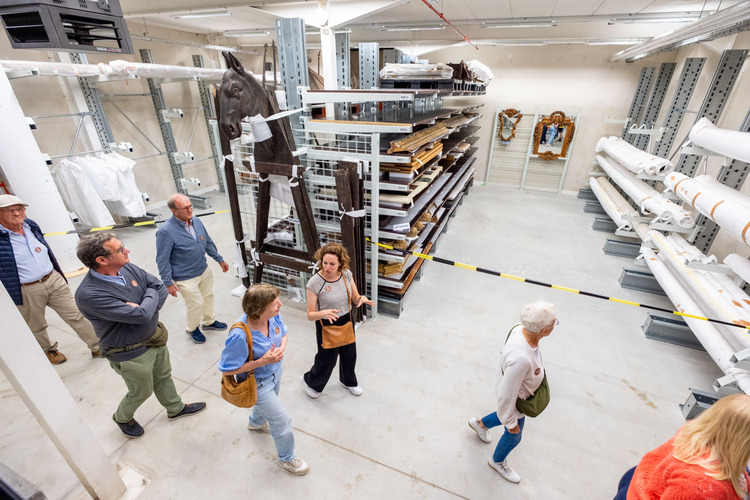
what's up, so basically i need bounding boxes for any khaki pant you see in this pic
[109,345,184,422]
[17,270,99,353]
[175,267,216,331]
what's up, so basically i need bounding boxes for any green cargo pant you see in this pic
[109,346,184,422]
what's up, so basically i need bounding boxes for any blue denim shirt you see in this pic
[218,313,287,380]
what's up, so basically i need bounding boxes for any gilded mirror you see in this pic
[497,108,523,143]
[532,111,575,160]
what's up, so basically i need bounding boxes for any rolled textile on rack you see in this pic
[595,177,651,240]
[595,136,674,175]
[664,171,750,245]
[587,177,633,231]
[52,159,115,227]
[707,271,750,320]
[724,254,750,285]
[0,59,102,77]
[640,246,750,394]
[649,230,750,349]
[689,117,750,164]
[595,155,695,227]
[691,174,750,210]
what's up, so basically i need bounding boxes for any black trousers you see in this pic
[303,313,357,392]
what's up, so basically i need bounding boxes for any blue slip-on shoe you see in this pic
[186,327,206,344]
[168,402,207,420]
[202,320,227,331]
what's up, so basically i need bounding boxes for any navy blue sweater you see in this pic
[0,219,65,306]
[155,215,223,285]
[75,263,168,361]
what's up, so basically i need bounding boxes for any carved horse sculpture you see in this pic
[218,51,296,166]
[217,51,319,285]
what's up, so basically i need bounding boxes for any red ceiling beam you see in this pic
[419,0,478,50]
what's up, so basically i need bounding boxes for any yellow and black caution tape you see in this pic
[367,237,750,331]
[44,209,231,237]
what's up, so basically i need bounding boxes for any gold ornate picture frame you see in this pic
[532,111,575,160]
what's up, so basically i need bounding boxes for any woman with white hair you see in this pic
[467,301,557,484]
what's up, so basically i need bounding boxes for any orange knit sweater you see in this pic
[627,435,749,500]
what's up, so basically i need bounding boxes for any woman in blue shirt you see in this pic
[218,283,308,476]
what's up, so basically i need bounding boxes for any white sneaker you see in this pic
[468,417,491,443]
[340,382,363,396]
[488,459,521,483]
[300,375,320,399]
[247,420,270,433]
[278,456,309,476]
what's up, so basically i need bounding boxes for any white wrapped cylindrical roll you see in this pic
[0,59,102,77]
[667,233,717,264]
[689,117,750,164]
[650,230,750,349]
[640,246,750,394]
[588,177,635,231]
[595,136,674,175]
[665,172,750,245]
[725,254,750,285]
[595,155,695,227]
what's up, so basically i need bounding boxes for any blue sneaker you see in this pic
[203,320,227,331]
[186,327,206,344]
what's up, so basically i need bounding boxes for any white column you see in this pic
[319,25,339,118]
[0,70,81,272]
[0,286,127,498]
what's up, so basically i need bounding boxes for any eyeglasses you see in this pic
[176,204,193,211]
[0,206,26,214]
[551,318,559,327]
[109,245,126,255]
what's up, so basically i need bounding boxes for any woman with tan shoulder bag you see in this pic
[300,243,374,399]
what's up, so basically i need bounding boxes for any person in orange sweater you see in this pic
[614,393,750,500]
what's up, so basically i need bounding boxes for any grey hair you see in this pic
[519,301,556,334]
[77,232,117,269]
[167,193,188,211]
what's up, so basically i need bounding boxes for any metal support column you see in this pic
[139,49,187,197]
[276,17,309,130]
[334,31,350,118]
[603,238,641,258]
[359,42,379,90]
[622,66,654,144]
[675,49,749,177]
[69,52,115,149]
[691,109,750,252]
[193,54,224,192]
[634,62,676,151]
[653,57,706,159]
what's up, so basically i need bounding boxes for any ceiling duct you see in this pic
[0,0,133,54]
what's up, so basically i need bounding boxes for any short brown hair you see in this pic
[314,242,350,272]
[242,283,280,320]
[77,232,116,270]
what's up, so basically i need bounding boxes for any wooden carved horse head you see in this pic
[218,51,295,165]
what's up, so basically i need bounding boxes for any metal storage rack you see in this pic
[297,87,483,317]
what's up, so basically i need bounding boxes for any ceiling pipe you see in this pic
[418,0,478,50]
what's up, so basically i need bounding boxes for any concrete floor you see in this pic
[0,185,725,499]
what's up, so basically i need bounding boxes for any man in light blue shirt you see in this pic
[156,193,229,344]
[0,194,99,364]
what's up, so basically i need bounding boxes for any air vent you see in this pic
[0,0,132,53]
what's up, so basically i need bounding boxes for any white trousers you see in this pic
[174,267,216,331]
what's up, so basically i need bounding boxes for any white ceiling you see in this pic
[122,0,747,56]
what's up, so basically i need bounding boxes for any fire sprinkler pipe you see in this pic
[419,0,478,50]
[640,246,750,394]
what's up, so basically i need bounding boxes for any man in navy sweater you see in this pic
[156,194,229,344]
[75,232,206,437]
[0,194,99,364]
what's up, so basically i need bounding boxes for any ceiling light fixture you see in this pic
[609,0,750,62]
[224,29,270,37]
[483,22,557,29]
[381,25,446,32]
[173,9,231,19]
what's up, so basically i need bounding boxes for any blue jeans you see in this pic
[481,412,525,463]
[249,368,295,462]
